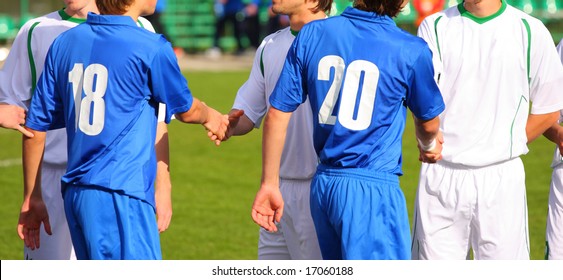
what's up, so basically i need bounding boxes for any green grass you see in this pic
[0,70,554,260]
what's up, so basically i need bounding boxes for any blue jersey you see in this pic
[270,7,444,175]
[26,13,193,208]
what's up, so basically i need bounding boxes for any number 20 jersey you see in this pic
[26,13,193,207]
[270,7,444,175]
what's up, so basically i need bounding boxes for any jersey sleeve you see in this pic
[417,15,444,85]
[406,45,445,121]
[269,33,307,113]
[0,21,37,108]
[25,46,65,131]
[528,20,563,115]
[232,37,268,128]
[148,42,193,123]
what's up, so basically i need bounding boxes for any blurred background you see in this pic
[0,0,562,60]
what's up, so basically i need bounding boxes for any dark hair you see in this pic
[96,0,134,15]
[313,0,334,14]
[353,0,404,17]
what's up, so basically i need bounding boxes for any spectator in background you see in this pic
[210,0,246,57]
[244,0,261,50]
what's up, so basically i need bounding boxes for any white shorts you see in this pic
[546,165,563,260]
[24,164,75,260]
[412,158,529,260]
[258,178,321,260]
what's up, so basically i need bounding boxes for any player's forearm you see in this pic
[229,109,255,136]
[413,115,440,146]
[155,122,171,190]
[175,98,210,124]
[261,107,291,187]
[543,122,562,144]
[527,111,560,144]
[22,130,46,200]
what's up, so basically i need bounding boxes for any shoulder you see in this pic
[137,16,155,33]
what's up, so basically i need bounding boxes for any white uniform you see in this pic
[0,10,156,260]
[412,3,563,259]
[546,39,563,260]
[233,27,321,259]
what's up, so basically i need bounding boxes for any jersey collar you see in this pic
[58,9,86,24]
[458,0,507,24]
[340,6,396,26]
[86,12,138,27]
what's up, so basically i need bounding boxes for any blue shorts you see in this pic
[310,166,411,260]
[64,185,161,260]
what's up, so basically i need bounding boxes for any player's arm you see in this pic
[252,107,288,232]
[413,115,443,163]
[18,129,51,249]
[155,121,172,233]
[0,104,34,137]
[543,121,563,155]
[225,109,253,138]
[174,98,229,144]
[527,111,559,144]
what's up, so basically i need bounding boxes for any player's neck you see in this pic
[64,4,98,19]
[289,11,327,32]
[463,0,502,18]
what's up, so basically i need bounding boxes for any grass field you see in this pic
[0,70,555,260]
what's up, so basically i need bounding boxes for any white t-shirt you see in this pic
[550,39,563,168]
[418,3,563,167]
[0,11,158,166]
[233,27,317,179]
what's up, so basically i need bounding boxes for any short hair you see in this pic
[312,0,334,14]
[96,0,134,15]
[353,0,404,17]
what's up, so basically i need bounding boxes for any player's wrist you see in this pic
[417,137,437,152]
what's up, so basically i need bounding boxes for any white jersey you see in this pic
[418,3,563,167]
[0,11,156,166]
[233,27,317,179]
[550,39,563,168]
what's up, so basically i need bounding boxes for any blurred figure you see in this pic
[211,0,246,56]
[244,0,262,50]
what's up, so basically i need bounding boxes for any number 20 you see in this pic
[317,55,379,131]
[69,63,108,136]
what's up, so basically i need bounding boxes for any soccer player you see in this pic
[225,0,332,260]
[17,0,228,260]
[543,38,563,260]
[250,1,445,260]
[412,0,563,259]
[0,104,32,136]
[1,0,174,260]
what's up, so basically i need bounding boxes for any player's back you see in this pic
[42,13,178,203]
[292,7,438,174]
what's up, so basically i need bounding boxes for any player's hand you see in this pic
[0,104,34,137]
[17,196,51,250]
[418,132,444,163]
[155,184,172,233]
[203,107,229,146]
[251,184,284,232]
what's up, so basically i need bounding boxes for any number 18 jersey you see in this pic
[269,7,444,175]
[26,13,193,207]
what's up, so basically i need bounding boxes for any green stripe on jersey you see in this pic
[521,18,531,83]
[58,9,86,24]
[434,16,443,62]
[27,21,40,95]
[458,1,507,24]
